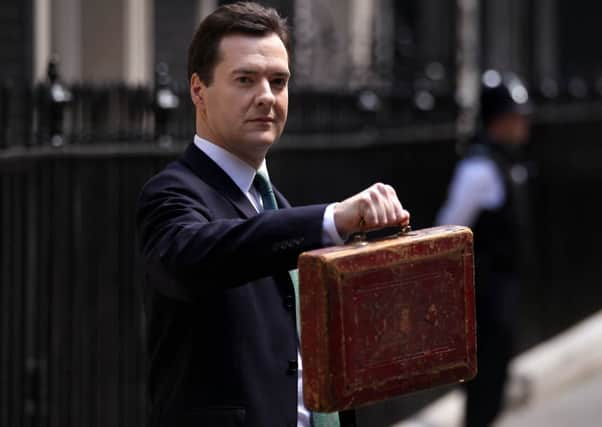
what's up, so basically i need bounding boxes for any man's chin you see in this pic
[246,132,280,148]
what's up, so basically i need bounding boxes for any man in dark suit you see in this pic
[136,3,410,427]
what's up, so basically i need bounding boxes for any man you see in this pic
[436,70,534,427]
[136,3,410,427]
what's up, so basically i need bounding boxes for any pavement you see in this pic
[392,311,602,427]
[495,370,602,427]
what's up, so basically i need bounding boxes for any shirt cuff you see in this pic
[322,203,345,246]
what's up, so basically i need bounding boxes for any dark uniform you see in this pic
[437,71,534,427]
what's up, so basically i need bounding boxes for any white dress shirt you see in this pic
[436,155,506,227]
[194,135,343,427]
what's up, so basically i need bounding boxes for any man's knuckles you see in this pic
[337,184,408,234]
[385,185,398,199]
[376,183,393,197]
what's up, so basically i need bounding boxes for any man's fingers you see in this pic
[379,184,398,224]
[400,209,410,225]
[370,186,389,225]
[373,183,406,226]
[385,185,405,223]
[358,192,378,229]
[356,183,399,229]
[333,183,411,236]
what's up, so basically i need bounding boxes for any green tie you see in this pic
[253,171,341,427]
[253,170,278,210]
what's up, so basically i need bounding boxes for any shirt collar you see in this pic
[193,135,268,195]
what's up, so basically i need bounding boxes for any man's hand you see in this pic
[333,183,410,238]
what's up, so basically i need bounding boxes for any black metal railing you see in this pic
[3,76,602,151]
[0,81,9,148]
[0,83,458,149]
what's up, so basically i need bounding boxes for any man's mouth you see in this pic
[248,117,275,123]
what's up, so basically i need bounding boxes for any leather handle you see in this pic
[349,223,412,246]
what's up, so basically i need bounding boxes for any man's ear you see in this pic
[190,73,206,107]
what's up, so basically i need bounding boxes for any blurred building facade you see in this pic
[3,0,601,90]
[2,0,602,147]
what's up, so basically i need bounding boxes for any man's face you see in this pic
[192,33,290,167]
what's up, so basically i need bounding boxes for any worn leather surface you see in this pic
[299,225,477,412]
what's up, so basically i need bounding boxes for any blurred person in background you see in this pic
[436,70,534,427]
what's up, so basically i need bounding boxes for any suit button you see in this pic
[287,359,298,375]
[284,295,294,311]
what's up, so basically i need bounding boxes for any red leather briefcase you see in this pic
[298,225,476,412]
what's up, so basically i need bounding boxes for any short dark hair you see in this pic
[187,1,291,85]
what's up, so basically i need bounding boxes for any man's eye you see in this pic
[237,76,252,84]
[271,78,287,89]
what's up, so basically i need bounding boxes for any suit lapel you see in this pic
[180,143,257,219]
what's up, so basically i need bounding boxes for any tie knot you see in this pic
[253,170,272,193]
[254,170,278,210]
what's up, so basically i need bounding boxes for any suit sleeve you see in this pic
[136,173,327,293]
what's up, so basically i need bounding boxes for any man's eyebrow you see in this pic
[232,68,259,75]
[232,68,290,78]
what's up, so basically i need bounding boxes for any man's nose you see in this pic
[255,79,276,107]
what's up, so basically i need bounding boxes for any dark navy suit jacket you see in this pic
[136,143,329,427]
